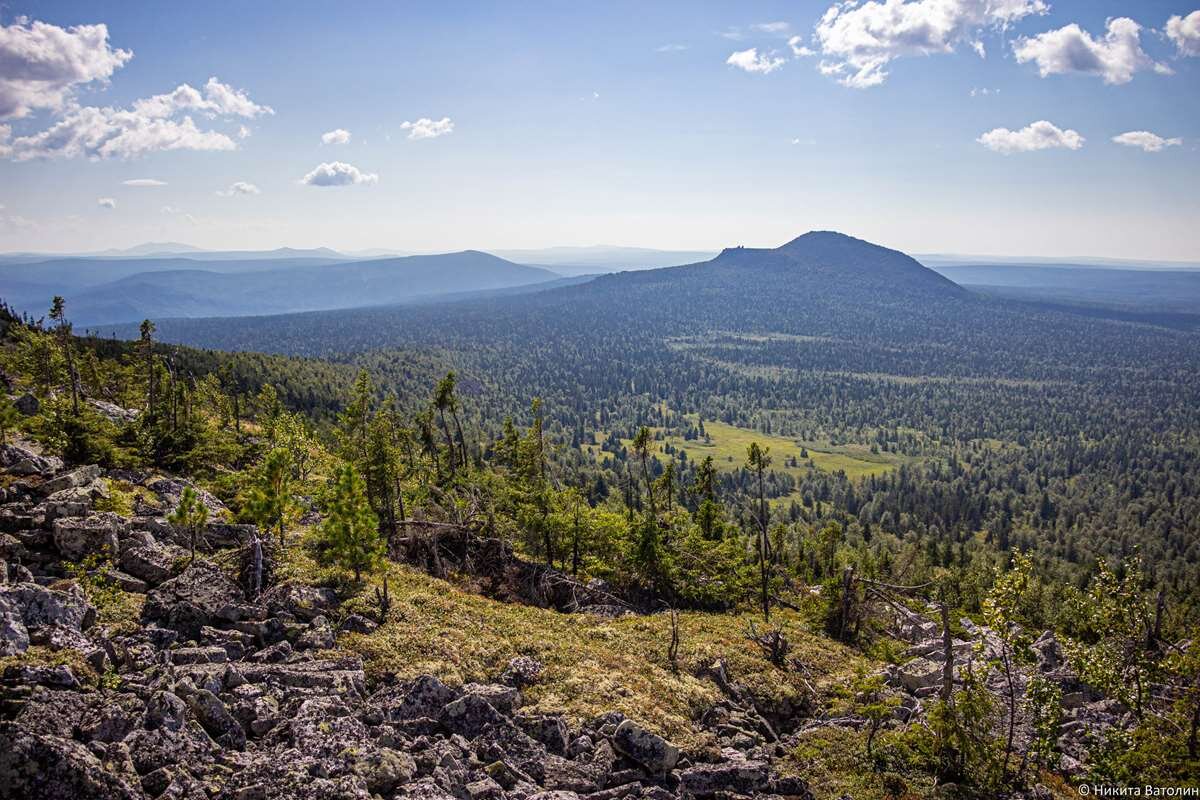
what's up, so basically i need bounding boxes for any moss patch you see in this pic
[333,561,866,751]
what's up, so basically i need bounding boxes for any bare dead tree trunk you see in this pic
[250,532,263,598]
[940,600,954,707]
[838,565,855,642]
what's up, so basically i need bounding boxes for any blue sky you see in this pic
[1,0,1198,259]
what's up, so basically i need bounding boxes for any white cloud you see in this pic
[237,125,251,139]
[1112,130,1183,152]
[4,77,270,161]
[969,86,999,96]
[0,18,132,120]
[977,120,1085,154]
[1166,10,1200,57]
[400,117,454,140]
[321,128,351,145]
[788,36,816,57]
[1013,18,1170,84]
[656,43,688,52]
[97,197,115,209]
[300,161,378,187]
[217,180,261,196]
[813,0,1047,89]
[123,178,167,187]
[752,22,791,34]
[726,48,786,74]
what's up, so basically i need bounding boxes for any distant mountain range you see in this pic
[1,250,560,327]
[488,245,719,276]
[6,235,1197,331]
[103,231,983,354]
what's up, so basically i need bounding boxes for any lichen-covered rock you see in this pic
[1,442,55,472]
[379,674,458,721]
[0,721,141,800]
[0,580,94,631]
[463,682,522,714]
[39,465,102,496]
[351,747,417,795]
[439,693,508,739]
[611,719,679,775]
[52,512,125,561]
[260,581,337,622]
[119,540,180,585]
[142,560,246,639]
[184,687,246,749]
[678,758,769,797]
[500,654,544,688]
[0,593,29,655]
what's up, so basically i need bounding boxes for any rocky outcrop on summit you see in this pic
[0,445,816,800]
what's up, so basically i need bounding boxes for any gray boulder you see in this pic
[611,719,679,775]
[439,693,508,738]
[463,681,522,714]
[119,540,180,585]
[0,581,94,631]
[679,758,769,797]
[142,560,246,639]
[52,513,125,561]
[381,674,458,721]
[185,688,246,749]
[39,465,102,497]
[0,721,141,800]
[0,594,29,655]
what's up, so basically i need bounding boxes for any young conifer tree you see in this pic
[320,462,383,581]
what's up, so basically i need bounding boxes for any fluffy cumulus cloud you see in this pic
[97,197,115,209]
[1013,18,1170,84]
[0,18,132,119]
[130,76,273,119]
[1166,10,1200,57]
[300,161,378,187]
[3,76,272,161]
[321,128,351,145]
[400,117,454,140]
[217,180,261,196]
[726,48,787,74]
[813,0,1047,88]
[977,120,1084,154]
[1112,131,1183,152]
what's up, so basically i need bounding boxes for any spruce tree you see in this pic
[320,463,383,581]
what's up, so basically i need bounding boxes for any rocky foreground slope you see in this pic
[0,440,1129,799]
[0,442,818,800]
